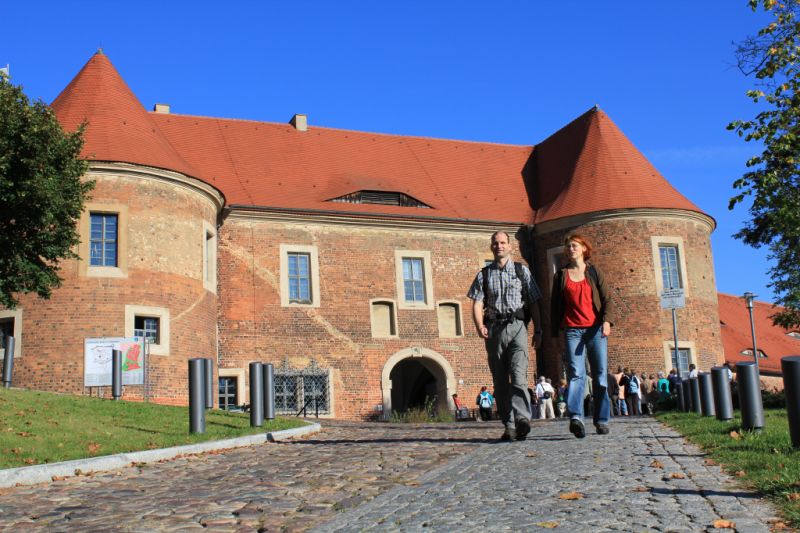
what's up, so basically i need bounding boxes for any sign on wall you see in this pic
[84,337,145,386]
[660,288,686,309]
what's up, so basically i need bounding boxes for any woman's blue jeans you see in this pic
[564,325,610,426]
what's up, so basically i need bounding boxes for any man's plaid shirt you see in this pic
[467,259,542,319]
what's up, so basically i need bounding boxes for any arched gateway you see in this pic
[381,347,456,419]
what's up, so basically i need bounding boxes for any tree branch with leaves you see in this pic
[729,0,800,328]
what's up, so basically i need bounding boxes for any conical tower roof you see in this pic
[531,107,704,224]
[51,51,199,178]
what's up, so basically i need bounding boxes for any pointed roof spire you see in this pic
[532,107,705,224]
[51,52,198,178]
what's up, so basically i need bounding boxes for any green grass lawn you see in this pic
[0,387,305,469]
[657,408,800,528]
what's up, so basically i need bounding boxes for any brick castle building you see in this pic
[0,52,724,419]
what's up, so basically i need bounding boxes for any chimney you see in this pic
[290,113,308,132]
[153,103,171,114]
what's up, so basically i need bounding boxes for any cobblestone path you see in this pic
[0,417,785,532]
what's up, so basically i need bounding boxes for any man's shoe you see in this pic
[515,418,531,440]
[500,429,515,442]
[595,424,610,435]
[569,418,586,439]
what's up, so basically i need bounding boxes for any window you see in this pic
[659,245,682,290]
[279,244,320,307]
[303,376,328,412]
[671,348,691,378]
[273,364,331,416]
[0,309,21,359]
[125,305,169,356]
[394,250,433,309]
[275,375,298,412]
[329,190,431,208]
[288,252,312,304]
[90,213,118,267]
[402,258,425,302]
[218,376,238,410]
[0,318,14,354]
[437,301,463,338]
[134,316,160,345]
[370,300,398,338]
[203,222,217,293]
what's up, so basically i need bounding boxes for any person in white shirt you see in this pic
[535,376,555,419]
[688,364,698,379]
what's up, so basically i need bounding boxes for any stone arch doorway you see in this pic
[381,347,456,419]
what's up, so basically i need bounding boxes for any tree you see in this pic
[0,73,93,309]
[729,0,800,328]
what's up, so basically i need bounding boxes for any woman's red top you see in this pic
[562,274,597,328]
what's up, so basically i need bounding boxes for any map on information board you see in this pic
[84,337,144,386]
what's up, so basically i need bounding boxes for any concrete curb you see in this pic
[0,422,321,489]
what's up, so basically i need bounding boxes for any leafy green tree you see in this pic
[0,73,93,309]
[729,0,800,328]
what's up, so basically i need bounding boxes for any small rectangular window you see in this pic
[659,244,682,290]
[205,231,214,284]
[287,252,312,304]
[672,348,690,378]
[0,318,14,355]
[218,376,238,410]
[402,257,426,302]
[134,316,160,345]
[90,213,118,267]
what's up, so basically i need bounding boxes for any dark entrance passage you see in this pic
[390,358,438,412]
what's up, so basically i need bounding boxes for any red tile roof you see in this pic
[717,293,800,374]
[531,107,702,224]
[51,53,708,225]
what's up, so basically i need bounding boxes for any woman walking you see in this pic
[551,234,615,438]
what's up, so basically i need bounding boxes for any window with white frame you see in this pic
[394,250,433,309]
[659,244,682,290]
[651,236,689,297]
[279,244,320,307]
[90,213,118,267]
[218,376,238,410]
[125,305,170,356]
[671,348,691,378]
[134,316,160,345]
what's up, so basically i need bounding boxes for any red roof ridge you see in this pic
[51,52,201,180]
[531,107,705,224]
[157,112,532,149]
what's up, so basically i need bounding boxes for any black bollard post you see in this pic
[112,349,123,400]
[203,358,214,409]
[682,378,692,412]
[263,363,275,420]
[249,362,264,427]
[781,356,800,447]
[711,367,734,421]
[675,380,685,411]
[188,358,206,433]
[737,361,764,432]
[2,336,15,388]
[689,377,701,414]
[698,372,716,417]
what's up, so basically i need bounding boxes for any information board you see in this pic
[84,337,145,387]
[660,288,686,309]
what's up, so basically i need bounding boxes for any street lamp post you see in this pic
[743,292,759,368]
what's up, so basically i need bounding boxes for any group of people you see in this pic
[468,231,614,441]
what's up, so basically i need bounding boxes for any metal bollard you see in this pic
[2,336,15,388]
[682,378,692,412]
[711,367,734,421]
[689,377,701,415]
[737,361,764,431]
[263,363,275,420]
[249,362,264,427]
[781,356,800,447]
[698,372,716,417]
[675,381,685,412]
[188,358,206,433]
[112,349,123,400]
[204,358,214,409]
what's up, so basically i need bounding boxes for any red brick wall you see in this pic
[6,169,219,403]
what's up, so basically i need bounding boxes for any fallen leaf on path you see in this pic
[51,476,66,482]
[735,470,746,477]
[669,473,686,479]
[559,492,584,500]
[650,459,664,469]
[712,519,735,529]
[768,519,791,530]
[729,430,741,440]
[633,486,649,492]
[704,458,717,466]
[535,522,559,528]
[526,452,538,458]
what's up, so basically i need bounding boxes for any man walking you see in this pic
[468,231,542,441]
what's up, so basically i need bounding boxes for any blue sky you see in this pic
[3,1,777,303]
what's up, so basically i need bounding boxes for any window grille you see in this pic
[218,376,238,410]
[134,316,160,345]
[329,190,430,208]
[671,348,690,378]
[273,358,330,415]
[90,213,118,267]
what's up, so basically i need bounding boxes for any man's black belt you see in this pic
[486,308,526,323]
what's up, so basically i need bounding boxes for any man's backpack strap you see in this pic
[481,265,491,307]
[515,262,531,325]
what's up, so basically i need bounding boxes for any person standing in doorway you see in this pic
[551,234,615,438]
[468,231,542,441]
